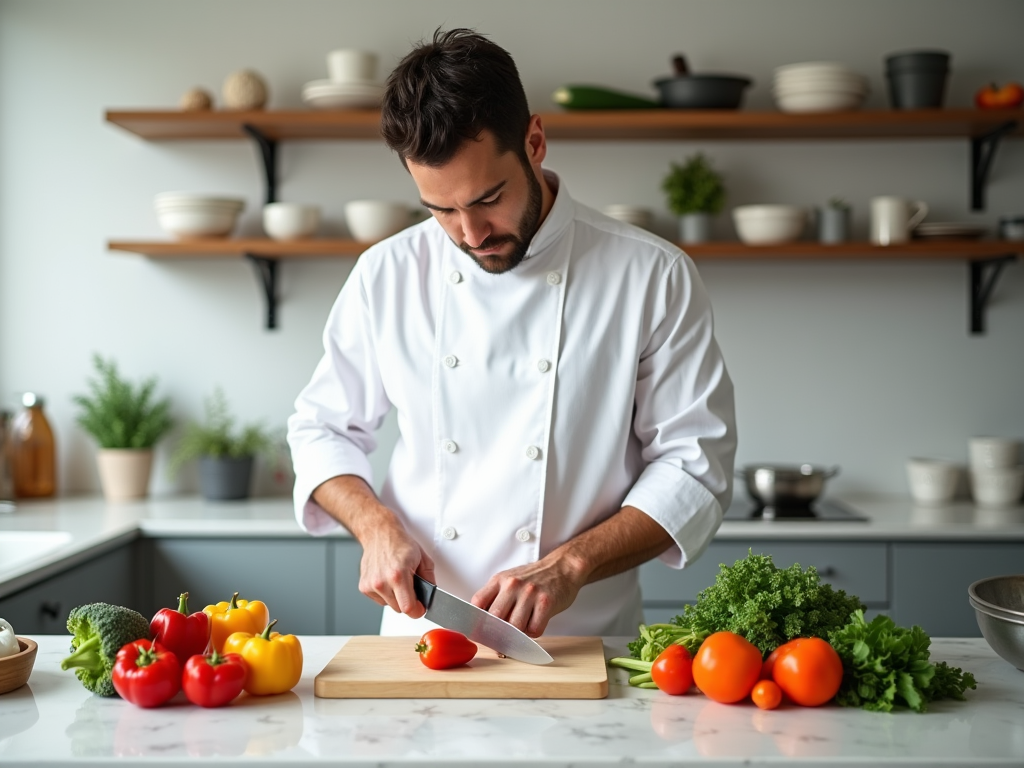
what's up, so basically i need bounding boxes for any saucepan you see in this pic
[736,463,840,507]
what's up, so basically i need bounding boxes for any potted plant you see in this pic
[662,152,726,244]
[819,197,851,244]
[72,354,173,501]
[170,388,274,501]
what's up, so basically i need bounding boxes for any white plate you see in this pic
[301,79,384,109]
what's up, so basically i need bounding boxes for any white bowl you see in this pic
[327,49,378,83]
[971,466,1024,508]
[262,203,320,240]
[906,458,960,505]
[774,90,866,113]
[732,205,807,245]
[344,200,413,243]
[773,75,868,95]
[154,193,244,211]
[774,61,859,78]
[970,437,1021,470]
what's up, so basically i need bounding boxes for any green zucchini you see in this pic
[552,84,660,110]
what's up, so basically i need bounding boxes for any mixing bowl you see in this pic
[969,574,1024,671]
[737,464,839,507]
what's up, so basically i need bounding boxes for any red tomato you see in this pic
[112,639,181,708]
[751,679,782,710]
[771,637,844,707]
[182,649,249,708]
[414,628,478,669]
[692,631,762,704]
[760,638,805,680]
[650,644,694,695]
[975,82,1024,109]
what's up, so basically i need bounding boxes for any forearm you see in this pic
[311,474,404,543]
[552,506,675,586]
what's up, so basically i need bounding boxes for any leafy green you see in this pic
[72,354,173,449]
[169,387,275,475]
[829,610,977,713]
[60,602,151,696]
[661,152,726,215]
[628,551,865,660]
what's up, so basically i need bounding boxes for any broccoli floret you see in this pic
[60,602,150,696]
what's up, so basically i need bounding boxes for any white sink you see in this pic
[0,530,73,572]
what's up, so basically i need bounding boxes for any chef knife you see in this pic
[412,573,554,665]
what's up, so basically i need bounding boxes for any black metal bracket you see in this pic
[969,254,1017,335]
[971,120,1017,211]
[242,124,278,205]
[246,254,279,330]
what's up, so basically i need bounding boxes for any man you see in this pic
[287,28,736,638]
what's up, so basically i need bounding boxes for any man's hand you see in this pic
[313,475,435,619]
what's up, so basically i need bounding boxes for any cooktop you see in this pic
[724,498,869,522]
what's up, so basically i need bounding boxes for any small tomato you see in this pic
[751,679,783,710]
[414,628,477,670]
[975,82,1024,109]
[771,637,844,707]
[692,631,762,704]
[650,644,694,695]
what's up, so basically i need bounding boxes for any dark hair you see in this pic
[380,28,531,168]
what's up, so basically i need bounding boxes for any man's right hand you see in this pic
[312,475,435,619]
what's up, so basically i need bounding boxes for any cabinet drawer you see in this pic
[640,540,888,606]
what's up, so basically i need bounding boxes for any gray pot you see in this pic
[885,50,950,74]
[653,75,752,109]
[818,206,850,244]
[887,69,948,109]
[199,456,254,500]
[679,212,712,243]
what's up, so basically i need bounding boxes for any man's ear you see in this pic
[524,114,547,166]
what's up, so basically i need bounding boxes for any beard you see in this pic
[458,164,543,275]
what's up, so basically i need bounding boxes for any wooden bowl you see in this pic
[0,637,38,695]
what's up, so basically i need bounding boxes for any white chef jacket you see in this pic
[287,170,736,637]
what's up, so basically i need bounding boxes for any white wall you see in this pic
[1,0,1022,498]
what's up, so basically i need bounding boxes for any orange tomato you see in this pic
[751,679,782,710]
[692,631,762,704]
[771,637,843,707]
[650,644,694,695]
[760,638,804,680]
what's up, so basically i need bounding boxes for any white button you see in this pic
[537,359,551,373]
[546,272,562,286]
[525,445,541,460]
[442,526,457,540]
[515,528,531,543]
[443,440,458,453]
[450,271,463,284]
[444,355,458,368]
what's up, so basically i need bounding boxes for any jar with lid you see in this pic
[12,392,56,498]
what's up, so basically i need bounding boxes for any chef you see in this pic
[287,28,737,638]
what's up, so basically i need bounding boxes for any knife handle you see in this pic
[412,573,435,609]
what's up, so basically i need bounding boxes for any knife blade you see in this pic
[412,574,554,665]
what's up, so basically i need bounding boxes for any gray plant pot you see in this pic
[818,206,850,244]
[679,212,712,244]
[199,456,254,501]
[886,69,948,109]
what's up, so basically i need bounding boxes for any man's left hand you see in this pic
[469,555,586,637]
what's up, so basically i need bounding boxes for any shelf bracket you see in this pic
[242,124,278,205]
[970,120,1017,211]
[969,254,1017,335]
[246,253,279,330]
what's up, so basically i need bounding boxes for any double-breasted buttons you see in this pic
[443,440,458,453]
[449,271,463,284]
[525,445,541,460]
[546,271,562,286]
[442,526,458,540]
[537,359,551,373]
[515,528,532,543]
[443,355,458,368]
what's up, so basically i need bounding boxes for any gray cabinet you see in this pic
[331,540,383,635]
[891,542,1024,637]
[0,544,137,634]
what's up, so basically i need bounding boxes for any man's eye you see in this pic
[480,195,501,207]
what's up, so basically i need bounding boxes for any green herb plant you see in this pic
[661,152,726,216]
[827,196,851,210]
[169,387,274,475]
[72,354,173,449]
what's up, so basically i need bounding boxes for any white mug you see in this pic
[327,50,377,83]
[870,196,929,245]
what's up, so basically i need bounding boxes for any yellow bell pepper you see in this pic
[203,592,270,654]
[224,619,303,695]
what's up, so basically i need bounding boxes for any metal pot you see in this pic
[653,53,752,109]
[737,464,839,507]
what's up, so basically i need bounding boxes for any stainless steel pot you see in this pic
[737,464,840,507]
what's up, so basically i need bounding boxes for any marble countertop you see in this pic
[1,495,1022,599]
[0,635,1021,766]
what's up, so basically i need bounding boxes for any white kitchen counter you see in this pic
[0,635,1020,766]
[1,495,1022,599]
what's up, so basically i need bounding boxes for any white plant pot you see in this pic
[96,448,154,501]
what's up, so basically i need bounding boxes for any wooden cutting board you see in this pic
[314,635,608,699]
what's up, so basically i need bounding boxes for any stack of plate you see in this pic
[602,205,653,231]
[913,222,988,241]
[302,80,384,110]
[773,62,868,113]
[154,193,245,239]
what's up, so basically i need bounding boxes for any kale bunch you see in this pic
[829,610,977,713]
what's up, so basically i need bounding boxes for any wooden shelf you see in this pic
[108,238,1023,261]
[105,108,1024,142]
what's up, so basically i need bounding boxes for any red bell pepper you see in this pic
[182,648,249,708]
[112,639,181,707]
[150,592,210,667]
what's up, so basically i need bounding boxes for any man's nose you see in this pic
[460,211,491,248]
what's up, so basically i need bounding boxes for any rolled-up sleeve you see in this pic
[621,253,737,568]
[286,261,391,535]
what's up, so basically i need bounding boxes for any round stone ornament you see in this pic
[222,69,268,110]
[179,87,213,111]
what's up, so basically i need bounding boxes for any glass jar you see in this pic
[12,392,56,498]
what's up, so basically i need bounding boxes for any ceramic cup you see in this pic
[870,196,928,245]
[969,437,1021,470]
[906,458,960,506]
[344,200,413,242]
[262,203,320,240]
[970,466,1024,508]
[327,50,378,83]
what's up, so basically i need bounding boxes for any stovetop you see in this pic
[724,498,869,522]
